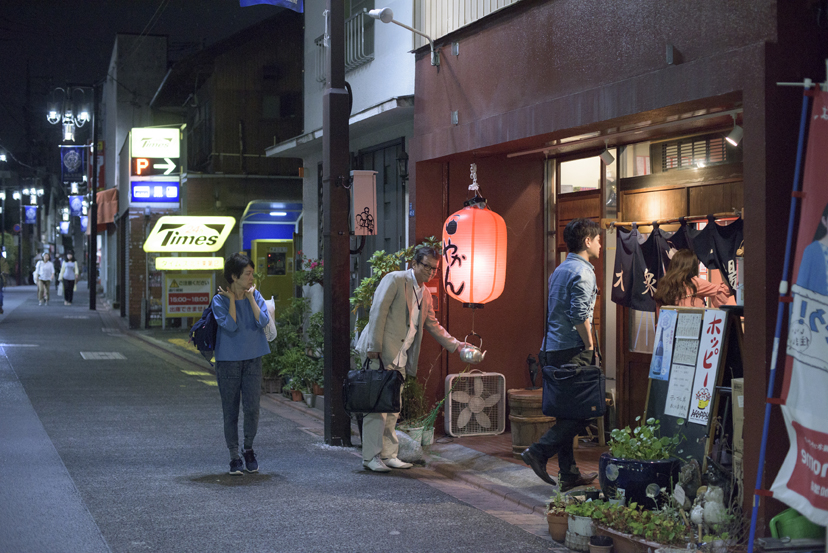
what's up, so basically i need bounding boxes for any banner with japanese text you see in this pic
[771,89,828,525]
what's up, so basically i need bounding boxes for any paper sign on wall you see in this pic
[649,309,678,380]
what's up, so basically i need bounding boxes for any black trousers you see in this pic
[530,346,595,477]
[64,279,75,304]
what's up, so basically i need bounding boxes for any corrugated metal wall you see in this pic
[414,0,521,46]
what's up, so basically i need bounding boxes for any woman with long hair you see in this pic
[58,251,78,305]
[654,249,731,308]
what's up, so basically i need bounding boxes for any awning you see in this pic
[97,188,118,226]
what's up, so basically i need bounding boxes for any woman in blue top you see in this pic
[213,253,270,475]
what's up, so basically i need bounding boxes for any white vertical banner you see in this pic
[688,309,726,426]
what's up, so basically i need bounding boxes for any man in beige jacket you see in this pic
[356,246,466,472]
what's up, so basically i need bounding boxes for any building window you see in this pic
[559,156,602,195]
[314,1,375,82]
[661,136,728,171]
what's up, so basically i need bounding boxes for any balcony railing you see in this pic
[314,10,375,83]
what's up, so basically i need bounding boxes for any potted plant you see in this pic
[546,490,570,542]
[599,417,684,508]
[590,501,692,553]
[565,500,598,552]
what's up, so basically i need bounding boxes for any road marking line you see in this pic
[181,370,212,376]
[198,379,217,386]
[80,352,127,360]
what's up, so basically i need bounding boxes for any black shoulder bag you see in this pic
[540,316,606,420]
[343,357,404,414]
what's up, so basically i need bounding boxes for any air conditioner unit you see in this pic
[444,370,506,437]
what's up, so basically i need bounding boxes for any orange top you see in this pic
[675,276,732,308]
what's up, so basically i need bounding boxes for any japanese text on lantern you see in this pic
[443,238,466,296]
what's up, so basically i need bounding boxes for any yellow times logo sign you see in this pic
[143,216,236,253]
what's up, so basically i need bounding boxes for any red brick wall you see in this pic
[126,209,162,329]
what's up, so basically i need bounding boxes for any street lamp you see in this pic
[368,7,440,66]
[47,84,100,310]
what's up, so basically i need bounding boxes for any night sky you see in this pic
[0,0,284,160]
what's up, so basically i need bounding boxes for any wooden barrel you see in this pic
[507,388,556,459]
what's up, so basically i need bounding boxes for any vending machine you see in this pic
[251,239,295,315]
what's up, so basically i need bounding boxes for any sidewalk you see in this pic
[101,304,600,527]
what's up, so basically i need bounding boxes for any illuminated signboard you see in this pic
[132,157,179,176]
[130,179,180,206]
[130,128,180,159]
[164,274,214,317]
[143,216,236,253]
[155,257,225,271]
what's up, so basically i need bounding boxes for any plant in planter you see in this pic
[263,297,324,399]
[587,501,693,553]
[294,251,324,288]
[599,417,684,508]
[546,490,571,542]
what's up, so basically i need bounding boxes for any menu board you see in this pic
[664,363,696,418]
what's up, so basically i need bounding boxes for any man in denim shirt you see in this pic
[521,218,600,491]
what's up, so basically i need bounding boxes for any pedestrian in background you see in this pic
[53,255,62,292]
[59,251,78,306]
[522,218,600,491]
[0,255,9,314]
[213,253,270,475]
[35,253,55,306]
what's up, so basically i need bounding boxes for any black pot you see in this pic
[598,452,681,508]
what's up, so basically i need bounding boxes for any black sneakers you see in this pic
[243,449,258,473]
[229,458,244,475]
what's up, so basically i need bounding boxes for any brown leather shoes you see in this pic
[521,449,557,485]
[559,471,598,492]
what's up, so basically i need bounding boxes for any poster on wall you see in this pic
[649,309,678,380]
[675,311,703,339]
[688,309,726,425]
[164,274,214,318]
[771,89,828,525]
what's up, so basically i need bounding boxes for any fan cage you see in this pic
[444,372,506,437]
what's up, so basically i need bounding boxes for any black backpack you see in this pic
[189,295,218,365]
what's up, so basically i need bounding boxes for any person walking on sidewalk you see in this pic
[521,218,600,491]
[35,253,55,306]
[213,253,270,475]
[53,255,62,292]
[356,246,467,473]
[58,252,78,305]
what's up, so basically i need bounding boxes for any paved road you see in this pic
[0,286,556,553]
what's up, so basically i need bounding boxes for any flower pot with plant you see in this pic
[599,417,683,508]
[546,490,570,542]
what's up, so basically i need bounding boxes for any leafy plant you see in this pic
[350,237,442,333]
[583,501,692,546]
[609,417,685,460]
[400,378,429,424]
[262,297,324,389]
[547,490,572,516]
[565,499,602,518]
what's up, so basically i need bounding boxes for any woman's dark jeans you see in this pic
[216,357,262,459]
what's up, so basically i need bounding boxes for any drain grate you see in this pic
[80,352,127,360]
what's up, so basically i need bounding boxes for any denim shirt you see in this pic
[541,253,597,352]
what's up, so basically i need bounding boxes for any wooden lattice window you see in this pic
[662,136,728,171]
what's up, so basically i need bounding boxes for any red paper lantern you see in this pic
[442,199,507,307]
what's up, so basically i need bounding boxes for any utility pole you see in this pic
[322,0,352,446]
[89,84,99,310]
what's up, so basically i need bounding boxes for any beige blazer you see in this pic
[356,270,459,377]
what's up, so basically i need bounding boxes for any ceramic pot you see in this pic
[568,515,594,537]
[590,534,613,553]
[291,389,303,402]
[421,427,434,446]
[546,513,568,542]
[405,426,424,443]
[598,453,681,508]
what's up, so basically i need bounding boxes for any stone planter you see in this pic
[598,452,681,508]
[546,513,568,542]
[594,525,663,553]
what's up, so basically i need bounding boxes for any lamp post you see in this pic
[47,84,99,310]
